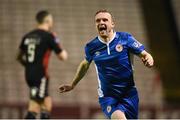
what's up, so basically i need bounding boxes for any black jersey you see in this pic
[19,29,62,81]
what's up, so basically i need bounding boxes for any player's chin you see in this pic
[99,31,108,37]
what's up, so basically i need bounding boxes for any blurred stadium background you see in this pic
[0,0,180,119]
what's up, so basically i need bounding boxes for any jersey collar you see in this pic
[98,32,116,44]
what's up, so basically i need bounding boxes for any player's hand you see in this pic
[59,84,74,93]
[141,53,154,68]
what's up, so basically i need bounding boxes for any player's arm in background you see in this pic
[16,37,26,66]
[57,49,68,61]
[59,59,91,93]
[127,33,154,68]
[16,50,26,66]
[49,33,68,61]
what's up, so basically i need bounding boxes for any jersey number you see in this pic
[28,44,36,62]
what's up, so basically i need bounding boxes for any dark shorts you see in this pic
[99,87,139,119]
[26,77,49,102]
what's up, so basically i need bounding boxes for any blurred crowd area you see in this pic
[0,0,179,119]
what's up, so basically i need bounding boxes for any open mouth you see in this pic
[98,24,107,31]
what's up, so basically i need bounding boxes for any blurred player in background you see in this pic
[17,10,68,119]
[59,9,153,119]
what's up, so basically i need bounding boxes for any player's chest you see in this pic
[92,41,128,62]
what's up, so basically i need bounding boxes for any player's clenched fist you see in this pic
[59,84,74,93]
[142,53,154,68]
[140,51,154,68]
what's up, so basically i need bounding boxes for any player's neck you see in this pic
[100,30,115,43]
[37,24,50,31]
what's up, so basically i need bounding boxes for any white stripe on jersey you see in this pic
[94,64,104,97]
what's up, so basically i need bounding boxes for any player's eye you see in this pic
[96,18,108,23]
[96,19,101,23]
[102,18,108,22]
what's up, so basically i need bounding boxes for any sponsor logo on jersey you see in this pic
[115,44,123,52]
[24,38,40,45]
[107,105,112,113]
[31,87,38,97]
[39,78,46,98]
[55,38,60,43]
[133,41,142,48]
[95,51,101,56]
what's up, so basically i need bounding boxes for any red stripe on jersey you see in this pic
[43,49,51,78]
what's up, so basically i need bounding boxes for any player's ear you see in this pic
[112,21,115,28]
[111,16,115,27]
[44,15,50,24]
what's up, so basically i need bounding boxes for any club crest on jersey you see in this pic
[107,105,112,113]
[115,44,123,52]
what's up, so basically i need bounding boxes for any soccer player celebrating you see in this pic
[59,9,153,119]
[17,10,68,119]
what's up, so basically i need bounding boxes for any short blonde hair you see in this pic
[95,9,114,21]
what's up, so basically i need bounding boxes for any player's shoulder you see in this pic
[37,29,54,38]
[26,29,54,37]
[85,37,99,48]
[116,31,133,39]
[115,32,135,44]
[23,30,35,38]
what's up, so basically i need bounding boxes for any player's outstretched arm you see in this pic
[139,50,154,68]
[59,59,91,93]
[16,50,26,66]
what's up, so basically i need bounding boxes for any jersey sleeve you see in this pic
[84,44,93,63]
[126,33,145,54]
[48,34,63,54]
